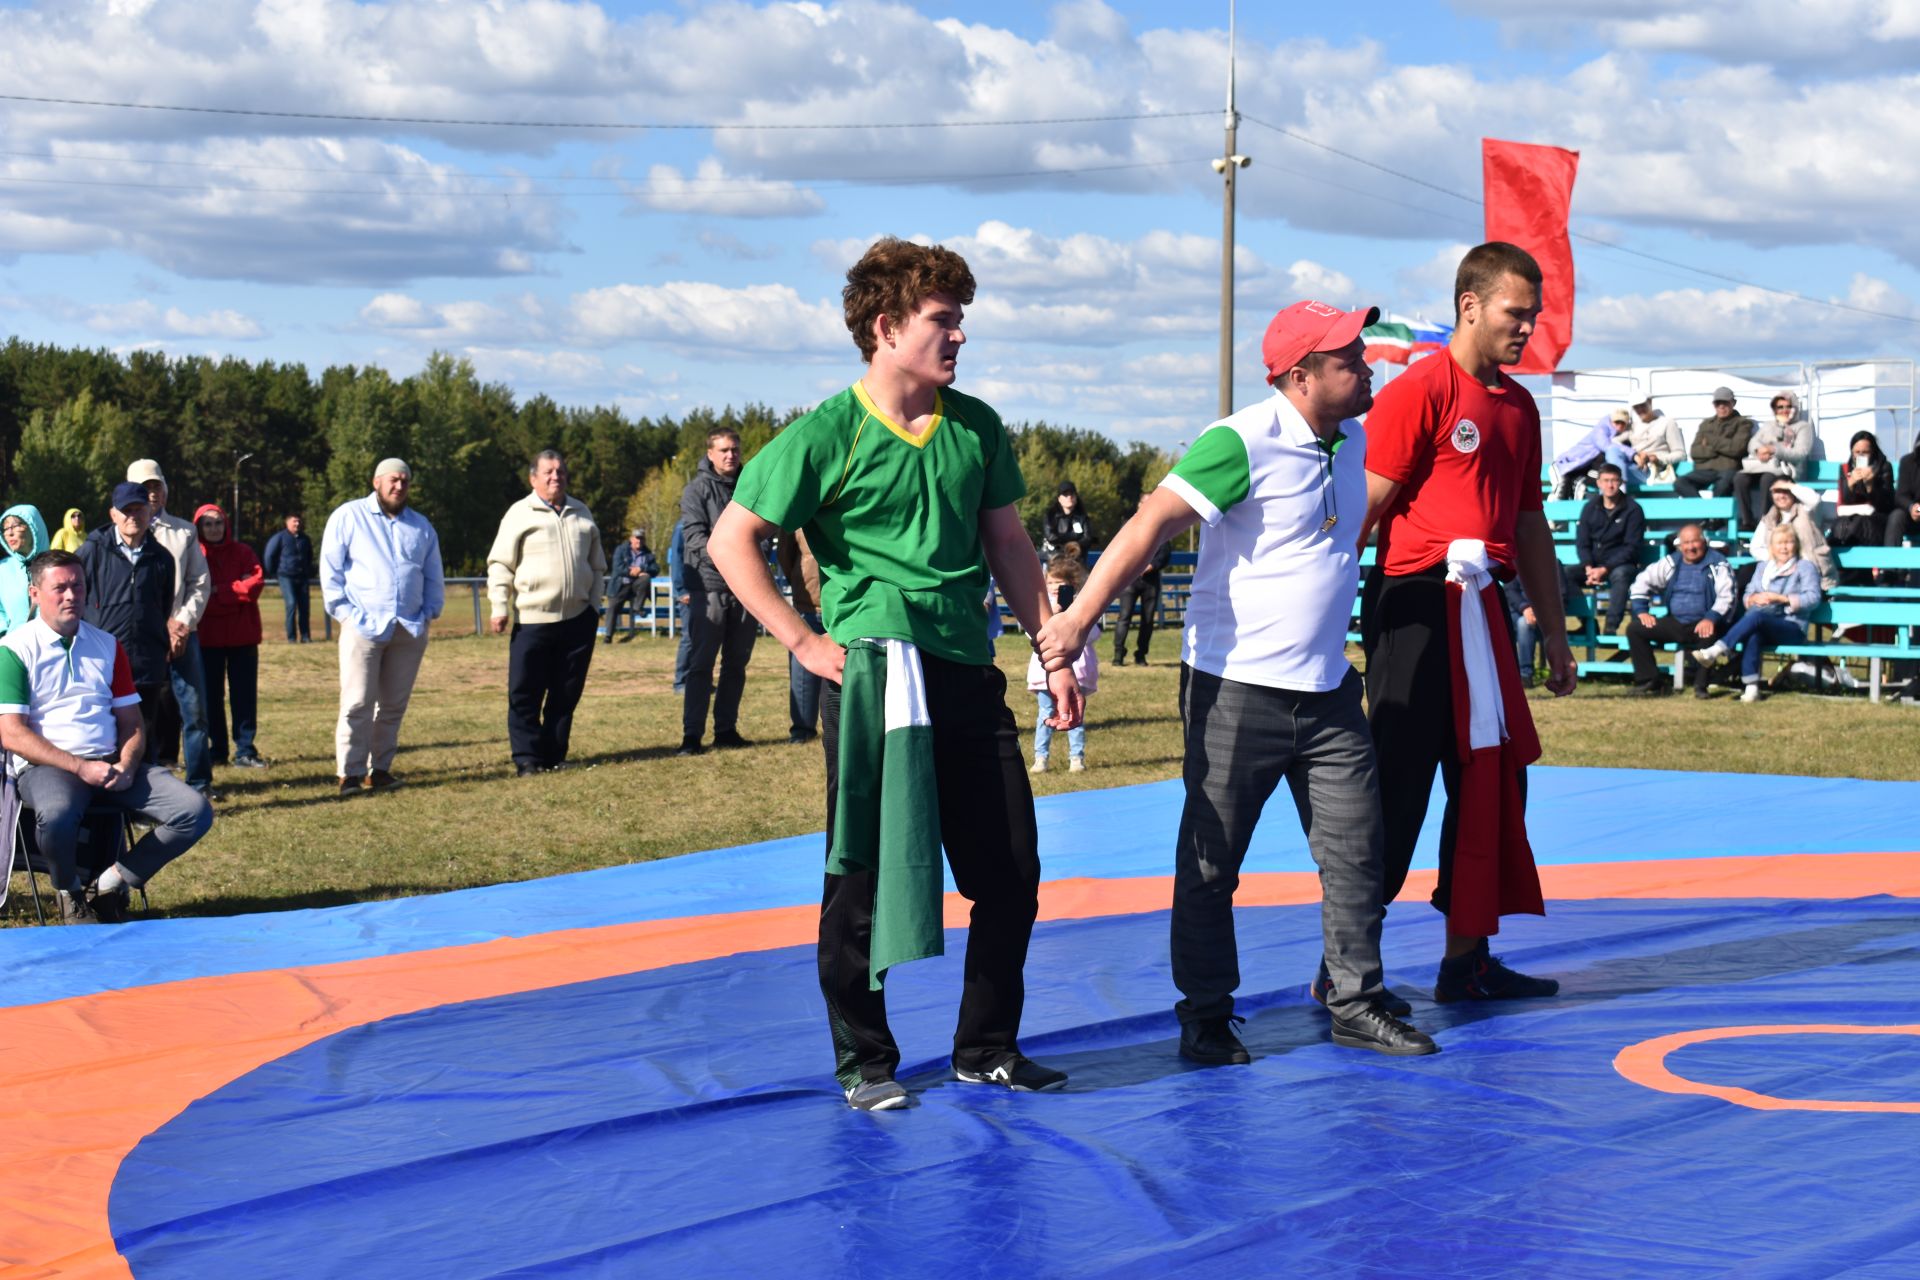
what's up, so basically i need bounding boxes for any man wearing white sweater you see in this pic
[487,450,608,776]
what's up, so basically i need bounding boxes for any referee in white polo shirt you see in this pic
[1037,300,1436,1065]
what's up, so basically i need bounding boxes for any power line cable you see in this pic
[0,93,1212,131]
[1239,112,1920,327]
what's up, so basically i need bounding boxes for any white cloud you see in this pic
[628,158,823,218]
[1460,1,1920,70]
[1578,274,1918,358]
[358,292,540,343]
[568,281,845,354]
[73,299,264,339]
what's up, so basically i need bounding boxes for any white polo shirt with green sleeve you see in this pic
[1160,392,1367,692]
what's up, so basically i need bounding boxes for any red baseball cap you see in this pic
[1261,301,1380,383]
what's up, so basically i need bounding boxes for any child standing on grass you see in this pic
[1029,547,1098,773]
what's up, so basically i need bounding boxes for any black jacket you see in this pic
[1896,450,1920,511]
[1042,508,1095,554]
[680,457,739,593]
[1575,495,1645,571]
[78,526,176,686]
[262,528,314,579]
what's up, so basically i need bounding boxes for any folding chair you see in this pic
[1,754,141,925]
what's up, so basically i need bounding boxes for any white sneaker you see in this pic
[1030,756,1047,773]
[1069,757,1085,773]
[1741,682,1763,703]
[1697,641,1729,666]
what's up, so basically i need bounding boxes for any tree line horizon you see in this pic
[0,338,1176,576]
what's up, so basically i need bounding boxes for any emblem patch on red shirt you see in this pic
[1451,419,1481,454]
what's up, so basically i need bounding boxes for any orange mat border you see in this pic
[2,851,1916,1277]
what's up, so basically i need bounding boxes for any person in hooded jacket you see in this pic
[1040,481,1095,562]
[1733,392,1815,528]
[49,507,87,554]
[194,503,267,768]
[0,504,49,634]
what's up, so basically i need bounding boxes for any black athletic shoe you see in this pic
[1310,962,1413,1017]
[712,730,752,750]
[1434,942,1561,1003]
[1330,1003,1438,1056]
[58,889,99,925]
[675,737,705,757]
[953,1054,1068,1092]
[1629,682,1669,697]
[788,729,818,745]
[89,883,132,925]
[844,1078,911,1111]
[1179,1015,1250,1066]
[516,763,543,777]
[1111,653,1127,667]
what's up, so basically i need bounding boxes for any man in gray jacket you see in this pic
[678,428,758,755]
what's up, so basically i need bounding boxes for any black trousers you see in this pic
[1362,567,1526,922]
[201,643,259,762]
[604,575,644,636]
[818,656,1040,1088]
[1625,615,1719,689]
[507,607,599,768]
[1112,577,1162,662]
[1674,465,1738,498]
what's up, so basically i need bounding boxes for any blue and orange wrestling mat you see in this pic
[4,766,1919,1278]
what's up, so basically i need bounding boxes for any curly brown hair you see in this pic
[842,237,977,361]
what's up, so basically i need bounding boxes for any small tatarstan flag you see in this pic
[1362,315,1452,365]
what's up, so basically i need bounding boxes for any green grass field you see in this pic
[7,594,1919,924]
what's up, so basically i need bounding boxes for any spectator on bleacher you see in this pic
[1625,523,1733,697]
[1733,393,1814,528]
[193,504,267,771]
[0,504,49,635]
[1750,480,1836,594]
[322,458,444,796]
[0,549,213,924]
[1551,410,1631,499]
[1695,525,1822,703]
[1503,565,1576,684]
[1673,388,1753,499]
[602,528,659,643]
[1110,535,1172,666]
[1888,437,1920,550]
[1829,431,1896,580]
[777,527,824,744]
[667,517,692,694]
[1623,394,1685,485]
[129,460,214,800]
[1574,463,1644,633]
[77,484,176,752]
[679,427,759,755]
[1041,481,1095,561]
[49,507,87,554]
[487,450,607,777]
[262,514,314,644]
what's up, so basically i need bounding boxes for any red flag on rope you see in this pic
[1481,138,1579,375]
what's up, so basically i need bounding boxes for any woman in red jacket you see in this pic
[195,503,267,769]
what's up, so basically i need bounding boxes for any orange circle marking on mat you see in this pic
[1614,1024,1920,1114]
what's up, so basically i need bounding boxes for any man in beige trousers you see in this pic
[487,450,607,776]
[320,458,444,797]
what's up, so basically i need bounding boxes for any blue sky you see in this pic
[2,0,1917,445]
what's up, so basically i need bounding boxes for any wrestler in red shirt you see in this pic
[1356,241,1574,1006]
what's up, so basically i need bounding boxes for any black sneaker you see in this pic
[675,737,705,756]
[1434,942,1560,1003]
[1111,653,1127,667]
[58,889,99,925]
[89,883,132,925]
[953,1054,1068,1092]
[1310,962,1412,1017]
[368,769,404,792]
[516,763,543,777]
[844,1078,911,1111]
[1629,682,1669,697]
[712,730,752,750]
[231,753,268,769]
[788,729,818,745]
[338,775,366,797]
[1179,1015,1250,1066]
[1330,1003,1439,1056]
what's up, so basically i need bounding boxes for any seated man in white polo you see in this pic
[0,549,214,923]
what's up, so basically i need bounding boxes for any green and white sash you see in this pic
[827,638,942,989]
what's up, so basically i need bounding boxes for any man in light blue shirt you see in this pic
[321,458,444,797]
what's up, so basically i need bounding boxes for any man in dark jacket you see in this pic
[1573,464,1645,633]
[76,483,177,756]
[1111,536,1172,666]
[678,428,759,754]
[262,514,314,643]
[1674,387,1753,499]
[602,528,659,642]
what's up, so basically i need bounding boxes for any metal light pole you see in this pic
[232,451,255,539]
[1212,0,1251,420]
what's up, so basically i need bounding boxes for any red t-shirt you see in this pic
[1365,349,1543,575]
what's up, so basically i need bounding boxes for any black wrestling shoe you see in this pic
[1434,941,1561,1003]
[844,1078,910,1111]
[1330,1003,1438,1056]
[953,1054,1068,1092]
[1179,1015,1250,1066]
[1311,961,1413,1017]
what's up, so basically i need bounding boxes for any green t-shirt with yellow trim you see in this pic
[734,381,1026,665]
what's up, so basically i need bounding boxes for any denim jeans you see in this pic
[170,633,213,791]
[1720,608,1806,681]
[789,612,825,735]
[1603,440,1650,486]
[1033,689,1086,760]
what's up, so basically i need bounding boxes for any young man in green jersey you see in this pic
[707,237,1080,1111]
